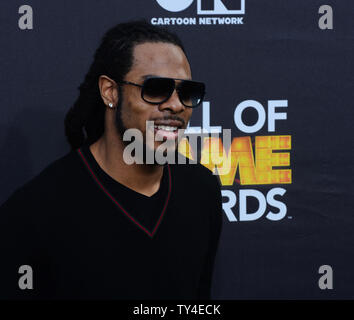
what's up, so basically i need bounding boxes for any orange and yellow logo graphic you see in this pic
[178,135,292,186]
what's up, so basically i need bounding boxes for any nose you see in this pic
[158,89,185,113]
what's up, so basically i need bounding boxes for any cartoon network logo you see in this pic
[152,0,245,26]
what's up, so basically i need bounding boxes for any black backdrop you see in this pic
[1,0,353,299]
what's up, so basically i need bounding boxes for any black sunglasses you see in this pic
[119,76,205,108]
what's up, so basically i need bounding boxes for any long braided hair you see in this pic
[64,20,186,150]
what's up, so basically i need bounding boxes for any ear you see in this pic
[98,75,119,108]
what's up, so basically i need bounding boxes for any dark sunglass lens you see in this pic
[178,81,205,107]
[142,78,174,103]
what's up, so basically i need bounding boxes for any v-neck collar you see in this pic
[77,145,172,238]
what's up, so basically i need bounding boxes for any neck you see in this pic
[89,131,164,197]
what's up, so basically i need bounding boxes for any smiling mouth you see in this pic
[154,125,178,132]
[153,125,181,140]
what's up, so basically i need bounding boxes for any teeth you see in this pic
[154,125,177,132]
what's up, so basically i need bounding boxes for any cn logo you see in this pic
[156,0,245,15]
[156,0,194,12]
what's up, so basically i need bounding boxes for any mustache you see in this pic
[150,115,186,127]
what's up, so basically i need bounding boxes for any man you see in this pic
[0,20,222,299]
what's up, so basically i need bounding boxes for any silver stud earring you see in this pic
[108,102,114,108]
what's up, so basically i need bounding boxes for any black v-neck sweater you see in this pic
[78,144,170,235]
[0,144,223,300]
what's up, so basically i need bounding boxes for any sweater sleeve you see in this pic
[197,174,223,300]
[0,187,44,300]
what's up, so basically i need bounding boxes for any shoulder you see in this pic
[1,149,82,208]
[169,157,221,196]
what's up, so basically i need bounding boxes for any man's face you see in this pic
[115,42,193,157]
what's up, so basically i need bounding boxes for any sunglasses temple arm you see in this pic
[120,80,143,88]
